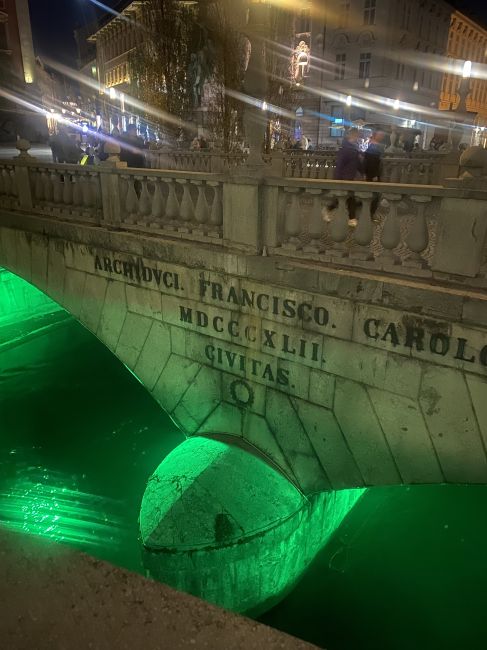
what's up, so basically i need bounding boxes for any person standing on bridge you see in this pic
[120,124,146,168]
[364,130,386,219]
[333,128,363,224]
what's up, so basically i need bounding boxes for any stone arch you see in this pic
[1,226,360,496]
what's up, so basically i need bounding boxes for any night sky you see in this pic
[28,0,487,65]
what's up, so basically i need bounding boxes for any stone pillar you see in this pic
[434,148,487,277]
[99,142,125,228]
[223,177,261,252]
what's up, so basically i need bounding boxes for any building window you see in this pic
[338,2,350,29]
[359,53,371,79]
[363,0,376,26]
[0,1,5,9]
[335,53,346,80]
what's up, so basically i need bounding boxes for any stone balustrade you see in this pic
[0,149,486,287]
[146,148,454,186]
[266,180,439,277]
[117,170,224,241]
[30,163,103,224]
[0,162,19,211]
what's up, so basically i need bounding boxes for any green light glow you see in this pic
[0,268,63,330]
[140,436,365,615]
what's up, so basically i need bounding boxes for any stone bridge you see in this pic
[1,147,487,614]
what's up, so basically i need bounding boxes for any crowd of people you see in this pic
[49,123,147,168]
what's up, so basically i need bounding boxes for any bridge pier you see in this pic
[139,436,364,615]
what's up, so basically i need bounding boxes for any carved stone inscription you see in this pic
[93,255,487,391]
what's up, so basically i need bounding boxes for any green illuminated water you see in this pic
[1,277,487,648]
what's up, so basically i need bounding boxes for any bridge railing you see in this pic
[0,150,486,287]
[147,149,454,186]
[263,179,441,278]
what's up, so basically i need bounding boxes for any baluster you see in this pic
[149,179,165,227]
[329,191,350,257]
[89,172,101,210]
[137,177,151,224]
[351,192,375,261]
[208,182,223,236]
[63,173,73,206]
[0,167,4,197]
[42,171,53,203]
[303,189,324,253]
[282,187,302,249]
[52,170,63,205]
[194,181,210,231]
[177,180,194,230]
[164,179,180,225]
[403,195,431,270]
[9,168,17,199]
[124,176,139,224]
[34,168,44,202]
[2,168,12,196]
[380,193,402,264]
[81,173,94,210]
[72,174,83,207]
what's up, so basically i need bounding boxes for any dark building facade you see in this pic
[0,0,47,142]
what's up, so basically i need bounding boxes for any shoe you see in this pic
[348,218,358,227]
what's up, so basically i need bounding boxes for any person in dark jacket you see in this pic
[332,128,363,223]
[364,131,385,182]
[334,128,363,180]
[120,123,145,168]
[364,131,386,219]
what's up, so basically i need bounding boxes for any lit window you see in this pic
[335,53,346,80]
[359,52,371,79]
[363,0,376,26]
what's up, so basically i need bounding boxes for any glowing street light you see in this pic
[345,95,352,107]
[393,99,400,110]
[462,60,472,79]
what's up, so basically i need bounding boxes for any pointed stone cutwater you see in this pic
[140,436,365,616]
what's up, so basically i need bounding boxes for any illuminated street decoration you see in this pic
[140,436,365,614]
[293,40,310,82]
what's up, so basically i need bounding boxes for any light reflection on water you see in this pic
[0,463,127,548]
[2,305,487,649]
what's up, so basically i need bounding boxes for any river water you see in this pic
[1,308,487,650]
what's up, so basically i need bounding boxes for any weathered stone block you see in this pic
[97,279,127,351]
[265,389,330,494]
[152,354,201,414]
[115,311,153,368]
[368,387,443,483]
[126,284,163,321]
[134,321,172,391]
[334,378,401,485]
[292,399,364,489]
[308,369,335,409]
[419,366,487,482]
[173,366,222,435]
[432,198,487,277]
[80,273,108,334]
